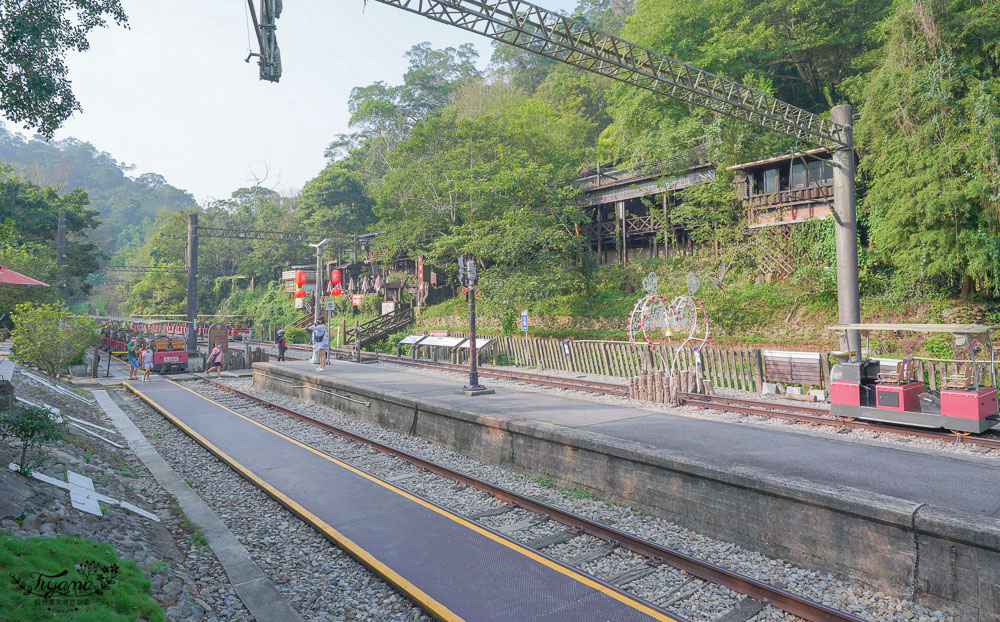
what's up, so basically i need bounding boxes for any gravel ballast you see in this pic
[117,387,428,622]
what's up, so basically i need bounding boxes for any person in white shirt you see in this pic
[307,318,329,371]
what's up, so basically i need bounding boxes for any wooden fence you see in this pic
[409,335,774,393]
[400,334,1000,393]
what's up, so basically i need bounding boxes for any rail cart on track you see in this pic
[829,323,999,433]
[94,316,189,373]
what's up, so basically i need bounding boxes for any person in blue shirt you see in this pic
[126,339,139,380]
[307,319,329,371]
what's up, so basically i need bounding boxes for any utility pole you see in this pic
[309,238,330,364]
[186,213,199,356]
[57,210,66,296]
[831,104,861,359]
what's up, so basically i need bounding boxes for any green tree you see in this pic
[602,0,892,164]
[298,162,374,235]
[0,125,196,256]
[10,301,97,376]
[0,163,103,294]
[0,404,67,475]
[846,0,1000,296]
[0,1,128,137]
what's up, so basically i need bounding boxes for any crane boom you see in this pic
[372,0,848,149]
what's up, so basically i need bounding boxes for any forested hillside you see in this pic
[57,0,1000,348]
[0,123,195,255]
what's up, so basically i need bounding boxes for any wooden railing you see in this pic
[345,307,415,348]
[745,184,832,210]
[580,215,662,242]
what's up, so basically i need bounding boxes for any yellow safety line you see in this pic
[124,380,464,622]
[161,378,678,622]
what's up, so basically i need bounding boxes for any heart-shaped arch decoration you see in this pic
[627,272,711,374]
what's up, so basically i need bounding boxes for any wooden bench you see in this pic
[762,350,822,386]
[0,359,16,411]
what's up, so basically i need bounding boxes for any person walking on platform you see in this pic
[208,343,224,378]
[307,318,329,371]
[126,338,139,380]
[141,346,153,382]
[275,329,287,362]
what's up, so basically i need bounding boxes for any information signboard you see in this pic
[207,323,229,356]
[352,294,363,306]
[521,310,529,332]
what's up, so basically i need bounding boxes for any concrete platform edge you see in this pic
[253,362,1000,620]
[93,389,304,622]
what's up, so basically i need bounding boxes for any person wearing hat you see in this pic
[276,329,287,362]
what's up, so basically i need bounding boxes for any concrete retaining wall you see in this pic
[252,362,1000,620]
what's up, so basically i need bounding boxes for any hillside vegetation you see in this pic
[4,0,999,350]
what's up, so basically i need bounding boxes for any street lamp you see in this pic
[308,238,330,363]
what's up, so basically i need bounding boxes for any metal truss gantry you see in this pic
[374,0,849,149]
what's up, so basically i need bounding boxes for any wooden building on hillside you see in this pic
[577,147,715,264]
[578,146,836,265]
[727,147,834,228]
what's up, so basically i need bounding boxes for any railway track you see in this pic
[679,393,1000,450]
[181,376,862,622]
[192,341,1000,448]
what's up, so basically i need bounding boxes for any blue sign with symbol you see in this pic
[521,310,529,332]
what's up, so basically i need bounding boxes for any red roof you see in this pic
[0,265,50,286]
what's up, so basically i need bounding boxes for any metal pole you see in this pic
[314,246,322,324]
[186,213,199,356]
[57,210,66,296]
[311,242,325,364]
[831,104,861,360]
[468,287,480,389]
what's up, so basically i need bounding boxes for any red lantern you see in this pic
[331,269,341,285]
[295,288,307,298]
[331,286,342,297]
[295,269,306,286]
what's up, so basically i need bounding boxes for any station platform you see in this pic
[252,359,1000,619]
[256,359,1000,517]
[124,377,676,622]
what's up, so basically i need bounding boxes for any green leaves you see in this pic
[0,403,67,475]
[848,0,1000,295]
[9,302,97,377]
[0,0,128,138]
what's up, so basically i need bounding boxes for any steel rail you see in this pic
[247,339,999,446]
[679,393,1000,450]
[196,377,863,622]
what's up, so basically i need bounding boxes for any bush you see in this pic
[283,326,309,344]
[359,294,384,317]
[924,335,953,359]
[11,302,97,376]
[369,330,410,354]
[0,404,67,475]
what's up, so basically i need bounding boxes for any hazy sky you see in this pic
[6,0,578,202]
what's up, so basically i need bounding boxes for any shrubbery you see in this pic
[0,404,67,475]
[283,326,309,344]
[11,302,97,376]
